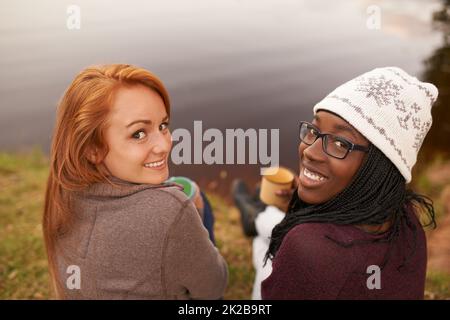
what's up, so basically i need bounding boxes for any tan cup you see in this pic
[259,167,295,212]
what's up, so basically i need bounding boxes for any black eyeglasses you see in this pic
[299,121,369,159]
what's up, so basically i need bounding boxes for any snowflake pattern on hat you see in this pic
[355,75,403,107]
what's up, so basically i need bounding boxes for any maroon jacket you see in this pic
[261,209,426,300]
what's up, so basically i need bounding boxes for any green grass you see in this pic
[0,149,449,299]
[425,271,450,300]
[415,172,445,222]
[206,193,254,299]
[0,148,51,299]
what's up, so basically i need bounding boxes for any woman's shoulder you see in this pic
[286,220,393,246]
[85,185,199,252]
[281,222,363,261]
[126,184,195,219]
[78,182,196,229]
[287,222,352,243]
[111,181,191,209]
[145,184,191,205]
[271,223,362,286]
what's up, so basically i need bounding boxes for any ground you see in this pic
[0,148,448,299]
[421,161,450,299]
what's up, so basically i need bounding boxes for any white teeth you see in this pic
[144,160,165,168]
[304,168,325,181]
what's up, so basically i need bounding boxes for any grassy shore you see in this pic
[0,149,448,299]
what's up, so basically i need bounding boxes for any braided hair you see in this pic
[265,143,436,270]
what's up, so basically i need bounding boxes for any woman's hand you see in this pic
[274,174,299,204]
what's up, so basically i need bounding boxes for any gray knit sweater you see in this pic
[55,176,228,299]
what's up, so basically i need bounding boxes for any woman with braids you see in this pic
[261,67,438,299]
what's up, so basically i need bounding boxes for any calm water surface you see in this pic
[1,0,448,193]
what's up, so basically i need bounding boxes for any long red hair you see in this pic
[43,64,170,298]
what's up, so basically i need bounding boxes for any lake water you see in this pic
[1,0,448,194]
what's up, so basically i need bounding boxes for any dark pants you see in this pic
[201,192,215,245]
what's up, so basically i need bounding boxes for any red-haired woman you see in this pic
[43,64,227,299]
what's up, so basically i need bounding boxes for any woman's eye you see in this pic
[132,130,147,140]
[309,128,317,136]
[334,140,346,149]
[159,122,170,131]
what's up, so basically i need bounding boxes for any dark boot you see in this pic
[232,179,266,237]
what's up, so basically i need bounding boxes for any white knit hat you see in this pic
[313,67,438,183]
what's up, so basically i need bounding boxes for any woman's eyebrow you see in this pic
[333,124,358,140]
[126,119,152,128]
[126,115,169,128]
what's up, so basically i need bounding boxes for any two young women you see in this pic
[44,65,438,300]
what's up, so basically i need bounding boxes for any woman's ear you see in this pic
[86,146,104,165]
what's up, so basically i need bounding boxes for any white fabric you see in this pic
[313,66,438,183]
[251,205,285,300]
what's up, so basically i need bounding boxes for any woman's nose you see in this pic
[301,138,327,162]
[151,131,172,155]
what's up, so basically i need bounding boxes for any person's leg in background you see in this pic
[201,191,216,245]
[232,180,267,237]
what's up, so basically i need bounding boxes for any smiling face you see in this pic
[297,110,369,204]
[100,84,172,184]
